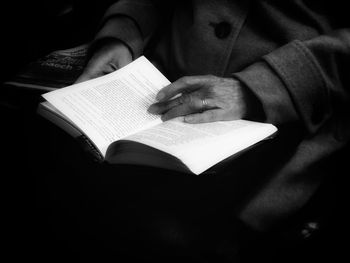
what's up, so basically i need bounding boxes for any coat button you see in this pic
[215,22,231,39]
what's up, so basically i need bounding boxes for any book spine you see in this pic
[76,134,104,162]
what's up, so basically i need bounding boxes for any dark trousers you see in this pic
[2,103,256,263]
[3,98,343,263]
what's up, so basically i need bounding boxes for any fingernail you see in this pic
[184,116,193,122]
[156,92,165,101]
[148,105,158,114]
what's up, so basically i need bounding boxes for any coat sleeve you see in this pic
[233,27,350,231]
[93,0,170,58]
[234,28,350,134]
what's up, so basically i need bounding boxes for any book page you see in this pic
[42,56,169,156]
[123,118,277,175]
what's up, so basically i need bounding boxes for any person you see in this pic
[76,0,349,229]
[6,0,348,262]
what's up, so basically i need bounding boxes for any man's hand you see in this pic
[75,39,132,83]
[148,75,257,123]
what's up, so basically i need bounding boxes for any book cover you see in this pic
[4,44,88,92]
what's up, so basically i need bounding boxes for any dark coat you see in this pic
[95,0,350,231]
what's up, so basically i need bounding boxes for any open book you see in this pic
[38,56,277,175]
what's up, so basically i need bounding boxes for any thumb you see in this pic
[75,70,93,84]
[74,56,107,84]
[74,58,115,84]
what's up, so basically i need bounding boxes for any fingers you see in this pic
[149,92,215,121]
[75,58,131,84]
[156,75,212,101]
[149,92,196,113]
[160,96,202,121]
[149,75,219,122]
[184,109,225,124]
[117,55,133,68]
[75,57,117,84]
[75,40,132,84]
[149,75,249,124]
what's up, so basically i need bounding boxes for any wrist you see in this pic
[239,81,265,121]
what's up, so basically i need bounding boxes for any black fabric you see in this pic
[2,100,347,263]
[0,105,239,262]
[2,0,349,261]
